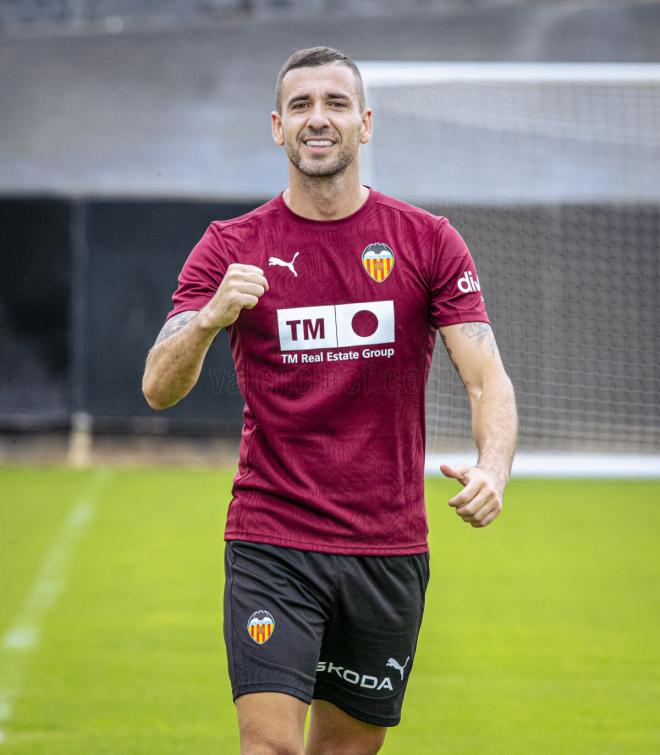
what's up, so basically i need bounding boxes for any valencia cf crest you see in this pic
[362,243,395,283]
[247,610,275,645]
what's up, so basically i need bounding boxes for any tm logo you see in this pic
[276,300,395,352]
[287,318,325,341]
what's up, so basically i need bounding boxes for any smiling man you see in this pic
[142,47,517,754]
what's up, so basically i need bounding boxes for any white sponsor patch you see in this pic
[277,300,394,351]
[334,301,395,347]
[277,304,337,350]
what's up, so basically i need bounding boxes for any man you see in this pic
[142,47,517,755]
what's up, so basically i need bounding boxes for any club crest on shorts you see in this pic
[247,610,275,644]
[361,243,395,283]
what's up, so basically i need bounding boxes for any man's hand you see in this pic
[198,264,269,331]
[440,464,504,528]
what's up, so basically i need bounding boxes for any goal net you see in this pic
[360,64,660,473]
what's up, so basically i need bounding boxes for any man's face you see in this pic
[272,63,372,178]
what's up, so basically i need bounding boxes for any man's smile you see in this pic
[300,135,338,152]
[305,139,334,148]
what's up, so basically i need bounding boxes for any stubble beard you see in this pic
[286,134,359,179]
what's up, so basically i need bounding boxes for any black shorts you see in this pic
[223,540,430,727]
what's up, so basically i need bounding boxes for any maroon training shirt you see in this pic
[168,189,489,555]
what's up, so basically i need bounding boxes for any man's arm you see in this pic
[142,263,268,410]
[142,310,218,410]
[438,321,517,528]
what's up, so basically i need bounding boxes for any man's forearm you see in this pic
[143,263,269,411]
[142,312,220,410]
[470,372,518,489]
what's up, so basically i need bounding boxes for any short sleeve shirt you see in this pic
[168,189,489,555]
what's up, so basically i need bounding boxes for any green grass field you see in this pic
[1,467,659,754]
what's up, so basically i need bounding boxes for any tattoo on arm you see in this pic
[154,311,198,345]
[440,322,499,387]
[440,331,466,386]
[460,322,498,357]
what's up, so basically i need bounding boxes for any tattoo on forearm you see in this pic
[440,331,467,386]
[154,311,198,345]
[460,322,498,357]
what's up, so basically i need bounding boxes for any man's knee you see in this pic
[307,741,385,755]
[240,732,303,755]
[306,730,386,755]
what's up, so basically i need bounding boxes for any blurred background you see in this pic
[1,0,659,469]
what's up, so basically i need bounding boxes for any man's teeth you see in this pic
[306,140,333,146]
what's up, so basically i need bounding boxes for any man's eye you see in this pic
[292,102,308,110]
[329,101,347,108]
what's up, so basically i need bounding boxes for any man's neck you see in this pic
[283,171,369,221]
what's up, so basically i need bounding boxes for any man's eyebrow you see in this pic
[287,94,311,107]
[286,91,353,108]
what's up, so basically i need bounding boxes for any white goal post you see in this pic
[359,63,660,477]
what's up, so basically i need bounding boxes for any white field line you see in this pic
[0,469,112,744]
[425,452,660,478]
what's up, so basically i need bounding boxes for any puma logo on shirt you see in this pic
[269,252,300,277]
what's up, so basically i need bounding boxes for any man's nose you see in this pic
[306,103,331,129]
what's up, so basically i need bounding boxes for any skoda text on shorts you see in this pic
[142,46,518,755]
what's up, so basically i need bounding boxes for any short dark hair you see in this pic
[275,46,365,113]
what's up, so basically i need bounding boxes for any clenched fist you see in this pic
[199,263,269,331]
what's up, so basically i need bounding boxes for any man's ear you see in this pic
[271,111,284,146]
[359,108,373,145]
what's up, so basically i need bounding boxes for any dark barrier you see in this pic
[1,197,259,434]
[81,200,257,433]
[0,198,71,426]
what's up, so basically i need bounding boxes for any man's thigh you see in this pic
[312,551,430,728]
[224,541,334,703]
